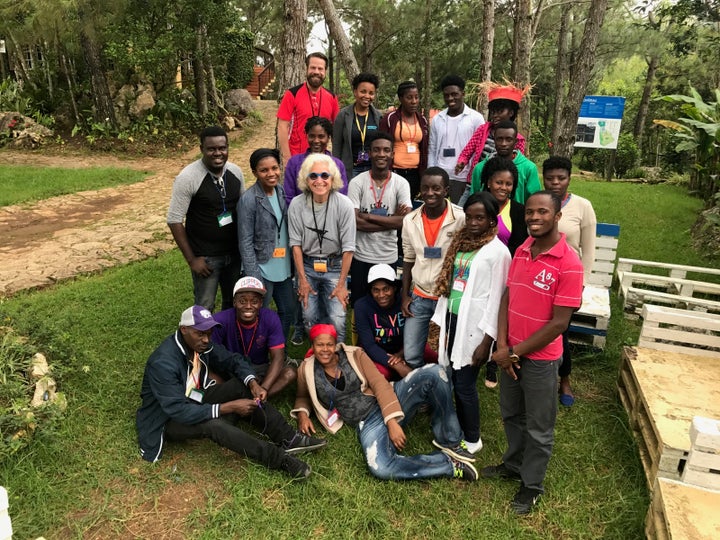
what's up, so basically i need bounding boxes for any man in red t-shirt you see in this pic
[483,191,583,515]
[277,52,340,165]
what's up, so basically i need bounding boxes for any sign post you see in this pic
[574,96,626,150]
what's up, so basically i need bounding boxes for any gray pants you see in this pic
[499,357,560,492]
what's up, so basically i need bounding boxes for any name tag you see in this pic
[452,279,466,292]
[313,259,328,273]
[217,211,233,227]
[370,207,388,216]
[443,147,456,157]
[406,143,417,154]
[424,246,442,259]
[327,408,340,427]
[189,388,204,403]
[273,247,286,258]
[357,151,369,162]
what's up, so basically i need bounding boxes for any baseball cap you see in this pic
[367,264,397,285]
[233,276,267,296]
[179,305,221,331]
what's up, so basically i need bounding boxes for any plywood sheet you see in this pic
[656,478,720,540]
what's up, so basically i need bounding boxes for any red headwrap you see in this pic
[308,323,338,342]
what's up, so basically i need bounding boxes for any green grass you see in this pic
[0,166,149,206]
[0,179,716,538]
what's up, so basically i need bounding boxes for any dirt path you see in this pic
[0,101,278,296]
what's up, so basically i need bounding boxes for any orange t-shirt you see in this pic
[393,119,423,169]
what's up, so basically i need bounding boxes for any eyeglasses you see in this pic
[307,172,332,181]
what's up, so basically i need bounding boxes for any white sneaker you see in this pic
[464,438,483,454]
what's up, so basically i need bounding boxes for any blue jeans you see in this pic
[302,260,347,343]
[262,277,295,343]
[500,357,560,493]
[357,364,462,480]
[457,184,471,207]
[402,293,437,368]
[192,254,242,311]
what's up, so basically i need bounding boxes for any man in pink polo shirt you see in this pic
[482,190,583,515]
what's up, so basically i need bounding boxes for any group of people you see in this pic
[138,51,600,515]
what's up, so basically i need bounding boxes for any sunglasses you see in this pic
[307,172,332,181]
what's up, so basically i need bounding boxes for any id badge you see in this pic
[406,143,417,154]
[370,207,388,216]
[442,147,456,157]
[424,246,442,259]
[313,259,328,273]
[273,247,286,258]
[189,388,204,403]
[452,279,466,293]
[217,211,233,227]
[357,151,369,162]
[327,408,340,427]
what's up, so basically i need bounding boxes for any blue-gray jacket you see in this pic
[136,330,256,462]
[237,182,288,279]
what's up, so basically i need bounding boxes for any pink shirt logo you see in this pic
[533,269,556,291]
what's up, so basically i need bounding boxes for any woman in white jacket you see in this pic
[431,192,511,454]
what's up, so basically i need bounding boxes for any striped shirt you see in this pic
[506,233,583,360]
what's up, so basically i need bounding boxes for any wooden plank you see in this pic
[621,272,720,297]
[682,466,720,490]
[595,235,619,249]
[624,287,720,314]
[644,304,720,328]
[617,258,720,278]
[653,478,720,540]
[637,339,720,358]
[640,326,720,349]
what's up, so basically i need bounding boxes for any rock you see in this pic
[129,88,156,118]
[224,89,255,116]
[221,116,236,132]
[29,353,50,380]
[31,376,57,407]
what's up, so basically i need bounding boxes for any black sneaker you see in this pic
[451,459,478,481]
[282,432,327,454]
[432,439,476,464]
[511,485,542,515]
[280,454,311,479]
[480,463,522,481]
[290,328,305,346]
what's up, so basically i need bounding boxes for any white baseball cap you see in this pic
[367,264,397,285]
[233,276,267,296]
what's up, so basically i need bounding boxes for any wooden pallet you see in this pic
[569,285,610,348]
[617,347,720,488]
[639,304,720,357]
[645,477,720,540]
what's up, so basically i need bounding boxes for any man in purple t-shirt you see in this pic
[212,277,297,397]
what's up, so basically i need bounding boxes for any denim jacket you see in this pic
[237,182,287,279]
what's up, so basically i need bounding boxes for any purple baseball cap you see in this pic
[179,305,221,331]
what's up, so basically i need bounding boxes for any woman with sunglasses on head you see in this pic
[284,116,349,207]
[380,81,429,199]
[431,192,511,454]
[288,154,356,344]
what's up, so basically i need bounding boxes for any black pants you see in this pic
[559,330,571,378]
[164,378,295,469]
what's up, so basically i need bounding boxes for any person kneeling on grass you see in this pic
[291,323,478,481]
[212,277,297,398]
[136,305,326,479]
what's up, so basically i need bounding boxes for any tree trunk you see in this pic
[477,0,496,115]
[279,0,307,93]
[634,54,658,158]
[552,0,609,158]
[79,30,117,128]
[316,0,359,83]
[193,25,208,117]
[60,51,80,124]
[550,2,572,147]
[7,32,34,89]
[203,32,226,114]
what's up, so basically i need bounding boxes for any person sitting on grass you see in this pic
[136,305,326,479]
[291,324,478,481]
[212,277,297,398]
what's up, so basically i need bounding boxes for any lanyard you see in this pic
[322,365,341,411]
[269,191,285,241]
[237,320,259,356]
[311,195,330,251]
[307,83,323,117]
[213,171,227,213]
[399,114,418,143]
[369,172,390,209]
[354,110,368,150]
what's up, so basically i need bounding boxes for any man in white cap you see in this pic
[136,305,326,478]
[212,277,297,398]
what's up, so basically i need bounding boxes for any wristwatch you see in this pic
[508,347,520,362]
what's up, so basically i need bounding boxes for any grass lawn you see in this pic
[0,166,149,207]
[0,178,715,538]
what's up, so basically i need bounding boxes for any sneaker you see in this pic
[290,328,305,346]
[451,459,478,481]
[481,462,522,481]
[485,368,498,389]
[464,437,483,454]
[280,454,311,479]
[511,485,542,515]
[282,432,327,455]
[432,439,476,464]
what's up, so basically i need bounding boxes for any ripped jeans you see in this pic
[356,364,464,480]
